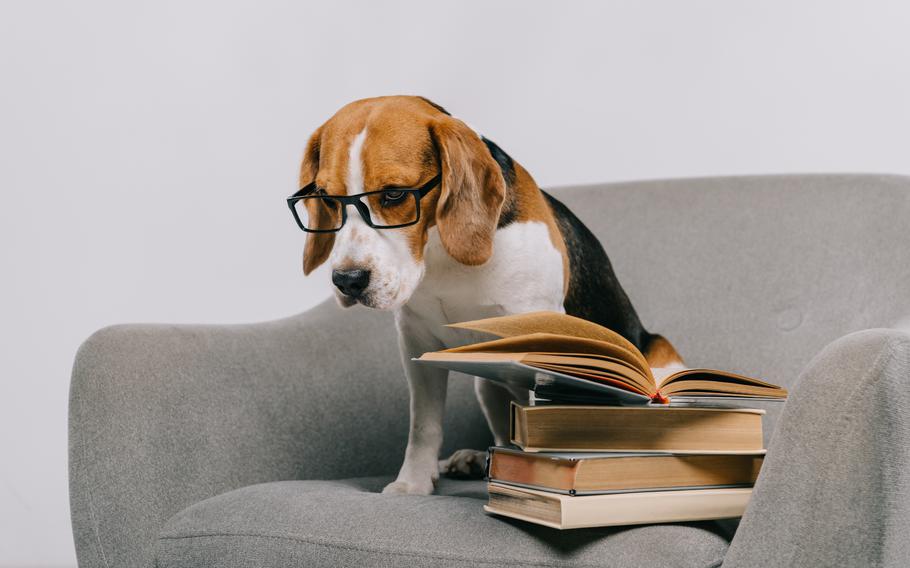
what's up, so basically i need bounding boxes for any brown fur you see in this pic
[643,334,685,368]
[298,97,437,269]
[428,116,506,265]
[298,96,515,271]
[300,127,335,275]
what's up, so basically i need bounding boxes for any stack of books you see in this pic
[415,311,787,529]
[484,404,765,528]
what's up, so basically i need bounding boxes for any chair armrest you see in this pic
[69,301,416,568]
[724,327,910,567]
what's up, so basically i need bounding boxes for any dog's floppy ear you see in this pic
[300,127,335,275]
[430,117,506,265]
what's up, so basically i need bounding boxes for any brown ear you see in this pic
[299,127,335,275]
[430,117,506,265]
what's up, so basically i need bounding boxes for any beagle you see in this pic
[293,96,683,495]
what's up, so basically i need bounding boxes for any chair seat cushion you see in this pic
[156,476,731,568]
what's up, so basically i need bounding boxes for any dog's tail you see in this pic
[645,334,686,383]
[643,333,685,375]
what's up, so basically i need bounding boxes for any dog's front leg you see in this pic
[382,312,447,495]
[439,378,529,479]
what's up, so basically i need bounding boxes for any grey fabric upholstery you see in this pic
[69,174,910,567]
[156,477,731,568]
[725,328,910,567]
[68,304,491,568]
[558,174,910,447]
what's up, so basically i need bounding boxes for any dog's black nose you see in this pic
[332,268,371,297]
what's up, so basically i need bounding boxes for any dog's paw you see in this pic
[381,479,435,495]
[439,449,487,479]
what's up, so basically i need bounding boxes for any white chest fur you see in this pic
[400,221,565,349]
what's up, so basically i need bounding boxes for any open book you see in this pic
[415,311,787,404]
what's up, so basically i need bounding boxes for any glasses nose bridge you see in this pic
[341,195,373,228]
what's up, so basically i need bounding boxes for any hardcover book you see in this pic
[488,446,763,495]
[485,482,752,529]
[510,403,765,453]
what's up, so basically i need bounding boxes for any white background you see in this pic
[2,1,909,565]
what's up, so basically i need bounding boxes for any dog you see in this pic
[293,96,683,495]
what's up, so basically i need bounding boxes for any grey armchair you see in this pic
[69,174,910,567]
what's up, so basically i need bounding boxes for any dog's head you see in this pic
[298,96,506,310]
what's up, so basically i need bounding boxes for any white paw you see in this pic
[439,449,487,479]
[381,478,436,495]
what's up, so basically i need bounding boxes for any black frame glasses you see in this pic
[287,174,441,233]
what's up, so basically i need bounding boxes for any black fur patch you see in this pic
[481,137,515,186]
[542,190,652,351]
[418,97,451,116]
[481,137,517,228]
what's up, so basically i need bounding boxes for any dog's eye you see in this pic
[380,190,407,206]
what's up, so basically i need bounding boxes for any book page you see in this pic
[448,311,651,375]
[659,369,788,398]
[524,354,653,394]
[528,362,652,396]
[662,381,787,398]
[441,332,652,381]
[661,368,786,389]
[526,354,650,379]
[448,311,640,355]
